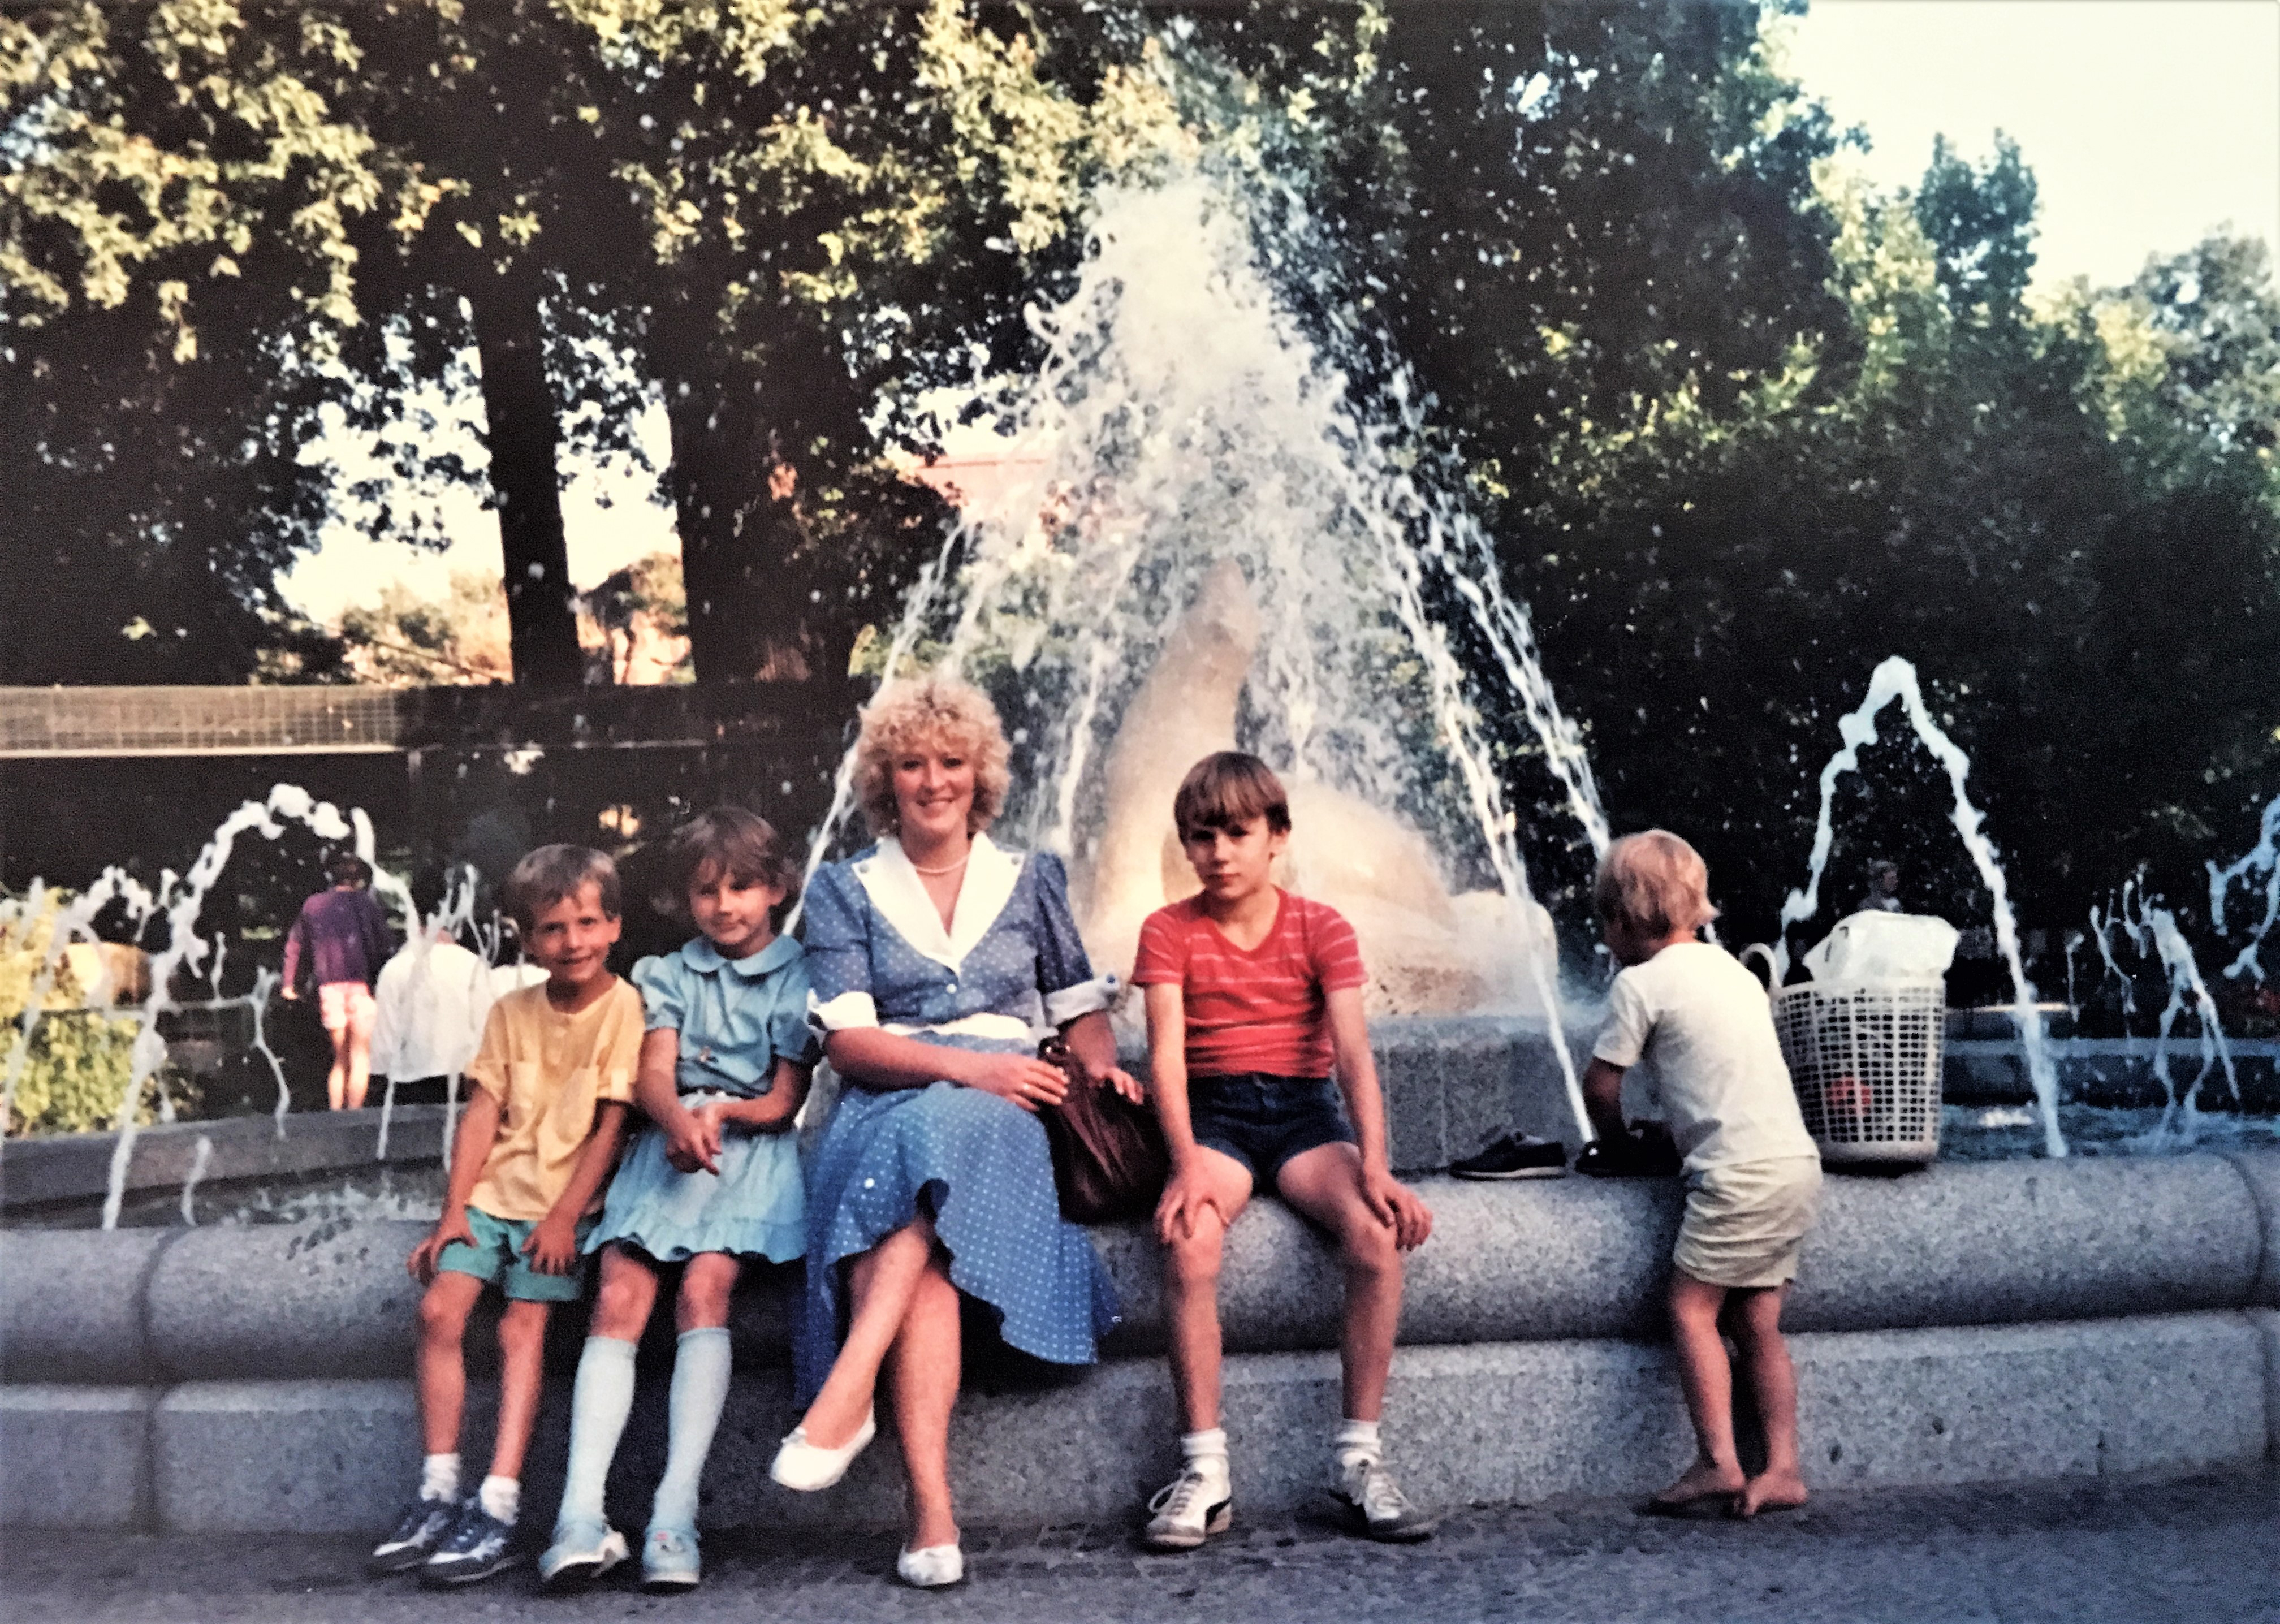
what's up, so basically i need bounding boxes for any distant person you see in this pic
[1580,831,1821,1520]
[1136,753,1437,1549]
[541,810,819,1593]
[370,926,492,1089]
[1860,858,1903,913]
[281,852,396,1110]
[368,846,640,1587]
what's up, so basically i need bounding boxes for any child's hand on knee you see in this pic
[1362,1168,1434,1251]
[408,1209,476,1285]
[1155,1164,1227,1246]
[522,1212,582,1276]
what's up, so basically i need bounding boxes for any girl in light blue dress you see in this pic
[539,808,818,1592]
[770,676,1139,1590]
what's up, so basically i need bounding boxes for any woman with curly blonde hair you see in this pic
[772,673,1139,1588]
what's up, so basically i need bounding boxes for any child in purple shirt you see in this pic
[282,852,396,1109]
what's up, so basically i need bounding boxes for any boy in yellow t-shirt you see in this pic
[368,846,642,1587]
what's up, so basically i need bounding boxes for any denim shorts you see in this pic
[437,1206,598,1303]
[1188,1073,1357,1189]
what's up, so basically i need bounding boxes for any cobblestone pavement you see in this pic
[6,1468,2276,1623]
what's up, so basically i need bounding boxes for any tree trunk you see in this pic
[469,274,583,688]
[663,369,824,688]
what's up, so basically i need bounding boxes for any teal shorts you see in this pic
[437,1206,598,1303]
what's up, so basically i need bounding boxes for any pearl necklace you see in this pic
[909,850,971,877]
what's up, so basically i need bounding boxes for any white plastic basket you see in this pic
[1769,979,1946,1164]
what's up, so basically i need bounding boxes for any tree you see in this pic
[335,569,512,685]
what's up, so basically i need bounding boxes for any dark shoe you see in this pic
[1576,1123,1682,1178]
[1449,1131,1567,1180]
[420,1501,518,1587]
[1332,1461,1437,1542]
[368,1496,458,1575]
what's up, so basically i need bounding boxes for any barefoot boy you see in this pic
[369,846,641,1584]
[1136,753,1436,1549]
[1582,831,1822,1519]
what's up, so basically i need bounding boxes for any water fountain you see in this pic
[3,164,2278,1544]
[805,171,1605,1139]
[2211,793,2280,985]
[1770,655,2068,1159]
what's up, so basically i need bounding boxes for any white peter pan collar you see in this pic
[852,832,1024,973]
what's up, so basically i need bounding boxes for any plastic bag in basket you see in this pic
[1802,912,1960,984]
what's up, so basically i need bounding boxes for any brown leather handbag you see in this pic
[1037,1037,1169,1224]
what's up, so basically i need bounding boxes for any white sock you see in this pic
[1181,1427,1230,1487]
[420,1452,461,1503]
[478,1474,520,1524]
[1333,1418,1382,1479]
[555,1336,637,1530]
[650,1327,732,1533]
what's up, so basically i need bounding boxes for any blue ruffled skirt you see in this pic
[588,1105,805,1264]
[794,1060,1121,1403]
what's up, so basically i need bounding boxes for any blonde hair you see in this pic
[504,844,621,932]
[1592,830,1718,939]
[852,674,1012,839]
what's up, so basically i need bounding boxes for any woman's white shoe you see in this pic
[767,1409,876,1492]
[896,1542,965,1588]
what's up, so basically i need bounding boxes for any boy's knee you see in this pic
[496,1301,549,1353]
[1339,1213,1400,1275]
[1164,1227,1224,1289]
[418,1281,473,1341]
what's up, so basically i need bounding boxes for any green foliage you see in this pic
[5,0,2275,950]
[334,569,513,684]
[0,896,153,1137]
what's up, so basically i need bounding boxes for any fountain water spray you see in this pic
[0,785,414,1229]
[1776,656,2066,1157]
[2209,793,2279,984]
[179,1134,213,1225]
[802,172,1609,1138]
[2086,879,2239,1145]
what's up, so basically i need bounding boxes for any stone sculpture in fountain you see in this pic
[1076,558,1555,1019]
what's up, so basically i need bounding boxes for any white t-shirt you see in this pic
[1592,941,1817,1173]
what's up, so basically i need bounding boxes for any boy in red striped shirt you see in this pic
[1133,753,1437,1549]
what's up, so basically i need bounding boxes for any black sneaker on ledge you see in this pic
[1449,1131,1568,1181]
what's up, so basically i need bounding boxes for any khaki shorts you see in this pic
[1673,1156,1823,1289]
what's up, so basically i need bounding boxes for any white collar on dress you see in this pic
[853,832,1024,972]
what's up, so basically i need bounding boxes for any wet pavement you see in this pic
[5,1466,2275,1622]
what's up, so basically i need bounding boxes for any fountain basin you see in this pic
[3,1151,2275,1532]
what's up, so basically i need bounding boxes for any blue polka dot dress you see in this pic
[794,835,1122,1403]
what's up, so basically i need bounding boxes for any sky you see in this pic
[278,0,2280,626]
[1782,0,2280,293]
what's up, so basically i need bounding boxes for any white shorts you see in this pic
[1673,1155,1823,1289]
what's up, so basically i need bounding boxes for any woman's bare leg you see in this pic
[801,1215,936,1448]
[886,1252,962,1551]
[1659,1269,1746,1506]
[1730,1285,1807,1517]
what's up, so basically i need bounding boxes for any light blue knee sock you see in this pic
[650,1327,732,1534]
[556,1336,637,1530]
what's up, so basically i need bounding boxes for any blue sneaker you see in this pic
[642,1526,702,1590]
[368,1495,458,1575]
[420,1501,518,1586]
[538,1518,627,1588]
